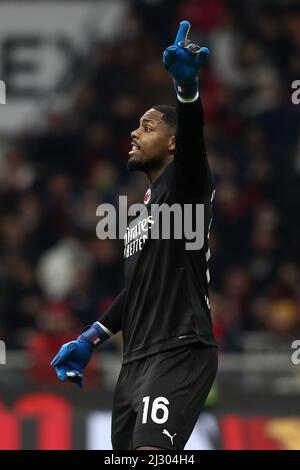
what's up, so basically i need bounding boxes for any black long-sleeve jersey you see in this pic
[101,97,216,365]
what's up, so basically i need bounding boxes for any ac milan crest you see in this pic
[144,188,151,205]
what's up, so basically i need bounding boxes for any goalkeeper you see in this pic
[51,20,218,450]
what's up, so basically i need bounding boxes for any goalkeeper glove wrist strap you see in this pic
[174,78,199,102]
[78,321,113,350]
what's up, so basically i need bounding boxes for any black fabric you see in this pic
[100,288,126,334]
[100,97,216,363]
[111,343,218,450]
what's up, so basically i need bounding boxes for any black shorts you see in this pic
[111,343,218,450]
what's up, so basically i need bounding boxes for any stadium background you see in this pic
[0,0,300,450]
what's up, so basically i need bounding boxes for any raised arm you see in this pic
[163,20,211,196]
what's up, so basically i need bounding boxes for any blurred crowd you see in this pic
[0,0,300,366]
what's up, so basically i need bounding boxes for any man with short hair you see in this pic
[51,20,218,451]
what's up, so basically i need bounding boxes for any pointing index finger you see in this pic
[174,20,191,46]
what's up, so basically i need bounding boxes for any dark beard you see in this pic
[127,158,145,172]
[127,156,165,173]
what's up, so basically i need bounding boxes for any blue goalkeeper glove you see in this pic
[163,20,209,102]
[50,322,111,388]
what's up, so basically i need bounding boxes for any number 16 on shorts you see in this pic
[142,396,170,424]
